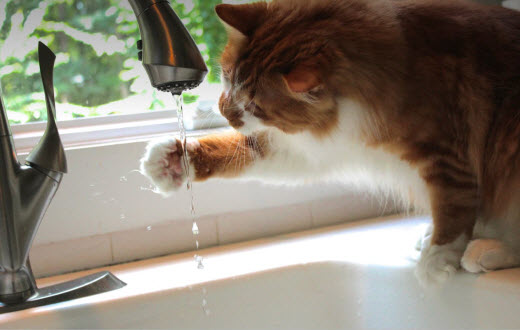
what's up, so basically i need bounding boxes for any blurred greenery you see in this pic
[0,0,228,124]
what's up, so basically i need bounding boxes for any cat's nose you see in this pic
[218,93,244,129]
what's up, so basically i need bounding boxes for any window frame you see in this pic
[11,109,180,153]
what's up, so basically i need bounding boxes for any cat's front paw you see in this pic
[140,137,199,195]
[415,237,466,287]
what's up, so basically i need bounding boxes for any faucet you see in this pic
[128,0,208,95]
[0,42,125,313]
[0,0,204,312]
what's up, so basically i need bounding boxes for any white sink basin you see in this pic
[1,215,520,329]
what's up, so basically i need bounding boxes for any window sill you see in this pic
[14,112,224,155]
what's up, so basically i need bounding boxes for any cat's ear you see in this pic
[215,3,268,37]
[283,64,322,93]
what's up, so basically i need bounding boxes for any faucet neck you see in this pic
[128,0,168,17]
[0,81,19,170]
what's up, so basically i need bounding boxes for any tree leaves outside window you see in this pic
[0,0,228,124]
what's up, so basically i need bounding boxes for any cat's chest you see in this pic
[267,102,429,210]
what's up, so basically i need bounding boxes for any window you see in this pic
[0,0,227,126]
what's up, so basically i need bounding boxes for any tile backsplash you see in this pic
[30,193,397,278]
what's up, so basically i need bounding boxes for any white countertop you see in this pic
[1,214,519,329]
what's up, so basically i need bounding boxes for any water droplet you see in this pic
[202,298,211,315]
[146,226,152,231]
[195,240,199,249]
[120,176,128,182]
[192,221,199,235]
[140,185,158,193]
[194,254,204,269]
[120,214,126,220]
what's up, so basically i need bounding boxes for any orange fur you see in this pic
[185,0,520,249]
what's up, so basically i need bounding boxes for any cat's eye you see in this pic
[247,101,261,111]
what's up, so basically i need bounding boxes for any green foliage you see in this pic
[0,0,229,124]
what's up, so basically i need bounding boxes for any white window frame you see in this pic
[12,109,180,153]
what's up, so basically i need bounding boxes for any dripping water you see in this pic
[173,93,202,267]
[173,92,210,316]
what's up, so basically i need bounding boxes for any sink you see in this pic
[1,215,519,329]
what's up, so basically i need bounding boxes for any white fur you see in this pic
[415,234,467,287]
[237,111,267,136]
[140,137,198,196]
[416,223,433,252]
[242,98,430,212]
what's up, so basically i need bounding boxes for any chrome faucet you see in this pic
[128,0,208,94]
[0,42,125,313]
[0,0,205,312]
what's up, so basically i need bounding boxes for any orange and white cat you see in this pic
[141,0,520,286]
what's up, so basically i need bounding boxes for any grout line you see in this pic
[309,201,316,228]
[109,233,115,263]
[214,215,221,246]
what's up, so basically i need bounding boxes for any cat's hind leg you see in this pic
[461,239,520,273]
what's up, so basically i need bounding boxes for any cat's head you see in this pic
[215,1,341,137]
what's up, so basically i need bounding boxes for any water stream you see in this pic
[172,93,203,269]
[173,92,210,315]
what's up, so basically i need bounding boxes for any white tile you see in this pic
[111,216,218,264]
[30,235,112,278]
[310,192,397,228]
[217,203,313,245]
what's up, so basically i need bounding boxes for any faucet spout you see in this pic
[128,0,208,94]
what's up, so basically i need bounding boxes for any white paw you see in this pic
[415,235,467,287]
[461,239,520,273]
[140,137,199,195]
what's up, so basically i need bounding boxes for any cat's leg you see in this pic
[415,181,478,287]
[461,239,520,273]
[140,132,265,194]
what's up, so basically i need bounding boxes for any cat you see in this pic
[140,0,520,287]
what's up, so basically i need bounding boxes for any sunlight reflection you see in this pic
[0,216,430,321]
